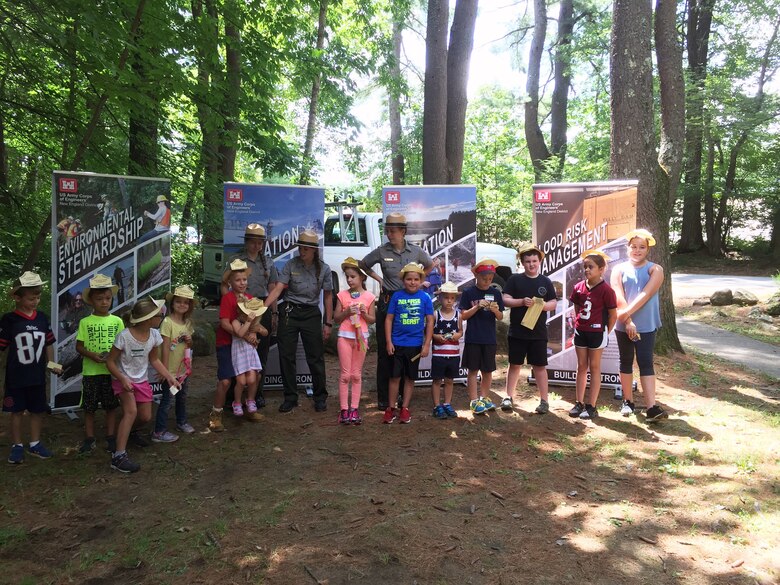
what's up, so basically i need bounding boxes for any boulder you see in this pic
[692,298,711,306]
[732,289,759,306]
[191,320,215,356]
[766,292,780,316]
[747,307,774,324]
[710,289,733,306]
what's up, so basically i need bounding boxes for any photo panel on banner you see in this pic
[51,172,172,410]
[531,181,638,389]
[224,183,325,388]
[382,185,477,383]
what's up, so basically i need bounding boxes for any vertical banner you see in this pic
[532,181,637,389]
[382,185,477,382]
[51,172,172,410]
[224,183,325,388]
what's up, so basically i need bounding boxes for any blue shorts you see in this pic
[216,345,236,381]
[3,384,48,414]
[431,356,459,380]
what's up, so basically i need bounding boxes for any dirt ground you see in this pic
[1,316,779,585]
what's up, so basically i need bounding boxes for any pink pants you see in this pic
[337,336,367,409]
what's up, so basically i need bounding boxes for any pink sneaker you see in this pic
[232,401,244,416]
[246,401,258,414]
[338,409,350,424]
[349,409,362,425]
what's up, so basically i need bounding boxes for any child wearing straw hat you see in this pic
[430,282,463,419]
[152,285,197,442]
[76,274,123,454]
[382,262,434,424]
[459,258,505,415]
[106,297,180,473]
[2,272,60,464]
[231,298,268,417]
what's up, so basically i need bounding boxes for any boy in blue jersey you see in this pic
[383,263,434,424]
[1,272,60,464]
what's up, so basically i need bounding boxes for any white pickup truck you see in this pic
[199,211,518,303]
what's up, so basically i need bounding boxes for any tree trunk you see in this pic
[422,0,449,184]
[0,76,8,205]
[654,0,685,353]
[677,0,713,253]
[219,0,241,182]
[549,0,573,180]
[388,15,405,185]
[770,203,780,261]
[524,0,551,181]
[299,0,328,186]
[444,0,477,183]
[21,0,148,272]
[128,27,159,177]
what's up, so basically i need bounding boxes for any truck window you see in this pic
[324,217,368,245]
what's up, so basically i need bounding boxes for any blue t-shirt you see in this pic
[459,285,505,344]
[388,289,434,346]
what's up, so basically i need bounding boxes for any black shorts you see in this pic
[507,336,548,366]
[431,356,459,380]
[2,384,48,414]
[460,343,497,373]
[390,345,422,380]
[573,329,609,350]
[81,374,119,412]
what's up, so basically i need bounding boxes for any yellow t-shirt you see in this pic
[159,317,193,376]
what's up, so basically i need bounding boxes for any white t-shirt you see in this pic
[113,328,163,383]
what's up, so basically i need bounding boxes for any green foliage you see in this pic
[170,235,202,290]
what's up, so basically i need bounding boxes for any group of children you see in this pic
[2,228,666,471]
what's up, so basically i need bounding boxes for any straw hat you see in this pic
[437,281,459,295]
[341,257,367,278]
[156,195,168,203]
[129,298,165,324]
[238,298,268,319]
[471,258,498,276]
[399,262,425,277]
[83,274,119,305]
[384,212,407,228]
[10,271,45,297]
[222,258,252,284]
[165,284,196,303]
[295,230,319,248]
[243,223,266,239]
[581,249,612,264]
[518,243,545,260]
[625,228,656,246]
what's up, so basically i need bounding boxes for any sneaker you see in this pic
[620,400,635,417]
[209,409,225,432]
[111,452,140,474]
[579,404,599,420]
[535,400,549,414]
[339,409,350,424]
[314,399,328,412]
[279,400,297,413]
[568,401,585,418]
[614,386,624,400]
[433,405,447,419]
[246,401,258,414]
[7,444,24,464]
[232,401,244,416]
[645,405,669,423]
[244,410,262,422]
[500,397,513,412]
[79,438,96,454]
[176,423,195,434]
[382,407,397,424]
[255,394,266,408]
[151,431,179,443]
[106,435,117,453]
[28,442,53,459]
[129,430,149,448]
[349,409,362,425]
[470,399,487,415]
[442,403,458,418]
[480,397,497,411]
[399,407,412,424]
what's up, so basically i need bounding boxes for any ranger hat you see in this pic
[129,298,165,324]
[341,256,367,279]
[244,223,266,239]
[384,212,407,228]
[238,298,268,319]
[399,262,425,277]
[295,230,320,248]
[10,271,45,297]
[222,258,252,284]
[437,281,459,295]
[165,284,196,303]
[581,249,611,264]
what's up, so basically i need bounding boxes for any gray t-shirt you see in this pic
[278,256,333,306]
[362,240,432,292]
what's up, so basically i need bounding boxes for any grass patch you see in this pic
[0,525,28,548]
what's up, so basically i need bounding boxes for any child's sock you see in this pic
[113,449,126,458]
[29,441,40,448]
[212,407,223,413]
[13,443,23,448]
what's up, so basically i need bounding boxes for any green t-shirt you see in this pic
[76,314,124,376]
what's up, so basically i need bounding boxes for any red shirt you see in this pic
[569,280,617,333]
[216,291,253,347]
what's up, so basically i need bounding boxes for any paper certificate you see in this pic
[521,297,545,330]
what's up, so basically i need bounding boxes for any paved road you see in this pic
[671,274,779,380]
[672,274,779,302]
